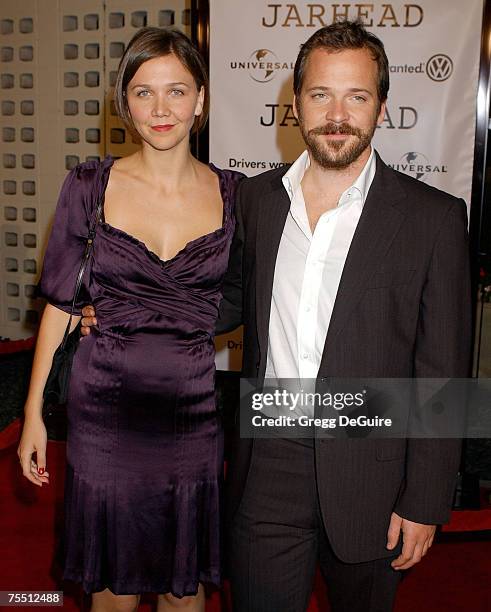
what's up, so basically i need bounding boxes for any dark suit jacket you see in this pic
[217,152,471,563]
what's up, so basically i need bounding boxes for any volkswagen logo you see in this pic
[426,54,453,82]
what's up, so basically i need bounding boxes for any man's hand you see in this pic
[81,305,97,336]
[386,511,436,570]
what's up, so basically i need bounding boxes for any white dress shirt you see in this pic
[265,147,376,380]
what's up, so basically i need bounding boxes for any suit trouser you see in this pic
[228,438,401,612]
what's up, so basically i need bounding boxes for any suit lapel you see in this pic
[319,156,408,371]
[255,177,290,362]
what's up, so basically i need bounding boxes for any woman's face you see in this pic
[126,53,204,151]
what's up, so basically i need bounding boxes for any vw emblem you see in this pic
[426,54,453,82]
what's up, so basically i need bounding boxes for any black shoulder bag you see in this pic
[42,197,103,434]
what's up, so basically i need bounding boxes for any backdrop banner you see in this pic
[210,0,484,370]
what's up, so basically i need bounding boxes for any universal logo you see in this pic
[230,49,294,83]
[391,152,448,182]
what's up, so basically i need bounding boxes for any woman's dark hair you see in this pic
[114,27,209,135]
[293,20,389,105]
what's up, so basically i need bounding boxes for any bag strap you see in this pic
[60,164,105,349]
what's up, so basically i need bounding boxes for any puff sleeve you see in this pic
[37,166,95,315]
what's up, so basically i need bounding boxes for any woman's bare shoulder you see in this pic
[112,153,140,175]
[108,154,142,191]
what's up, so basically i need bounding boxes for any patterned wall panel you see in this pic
[1,1,40,336]
[0,0,190,339]
[59,0,106,170]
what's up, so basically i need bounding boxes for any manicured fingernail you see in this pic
[38,467,45,475]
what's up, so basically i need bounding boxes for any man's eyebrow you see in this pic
[305,86,374,96]
[346,88,373,95]
[305,86,330,93]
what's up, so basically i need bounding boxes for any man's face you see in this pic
[294,47,386,169]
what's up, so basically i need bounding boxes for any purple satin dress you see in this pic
[37,157,243,596]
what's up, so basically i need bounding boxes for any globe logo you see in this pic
[398,152,430,181]
[248,49,279,83]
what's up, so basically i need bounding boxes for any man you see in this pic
[82,21,471,612]
[214,20,470,612]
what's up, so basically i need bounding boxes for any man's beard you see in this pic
[298,110,377,170]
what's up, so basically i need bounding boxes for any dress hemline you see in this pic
[63,569,221,597]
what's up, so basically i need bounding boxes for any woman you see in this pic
[17,27,243,612]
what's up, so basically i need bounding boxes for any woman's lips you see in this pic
[151,124,174,132]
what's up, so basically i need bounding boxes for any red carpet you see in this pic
[0,336,35,355]
[1,440,490,611]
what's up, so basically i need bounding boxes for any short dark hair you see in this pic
[293,20,389,104]
[114,27,209,136]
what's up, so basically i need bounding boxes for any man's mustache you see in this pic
[308,123,363,138]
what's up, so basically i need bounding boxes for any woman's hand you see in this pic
[17,302,75,488]
[17,415,50,487]
[81,305,97,336]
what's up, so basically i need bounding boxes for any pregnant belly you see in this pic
[68,330,216,423]
[66,330,219,474]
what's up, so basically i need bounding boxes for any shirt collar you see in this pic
[282,146,376,208]
[282,150,310,201]
[344,146,376,206]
